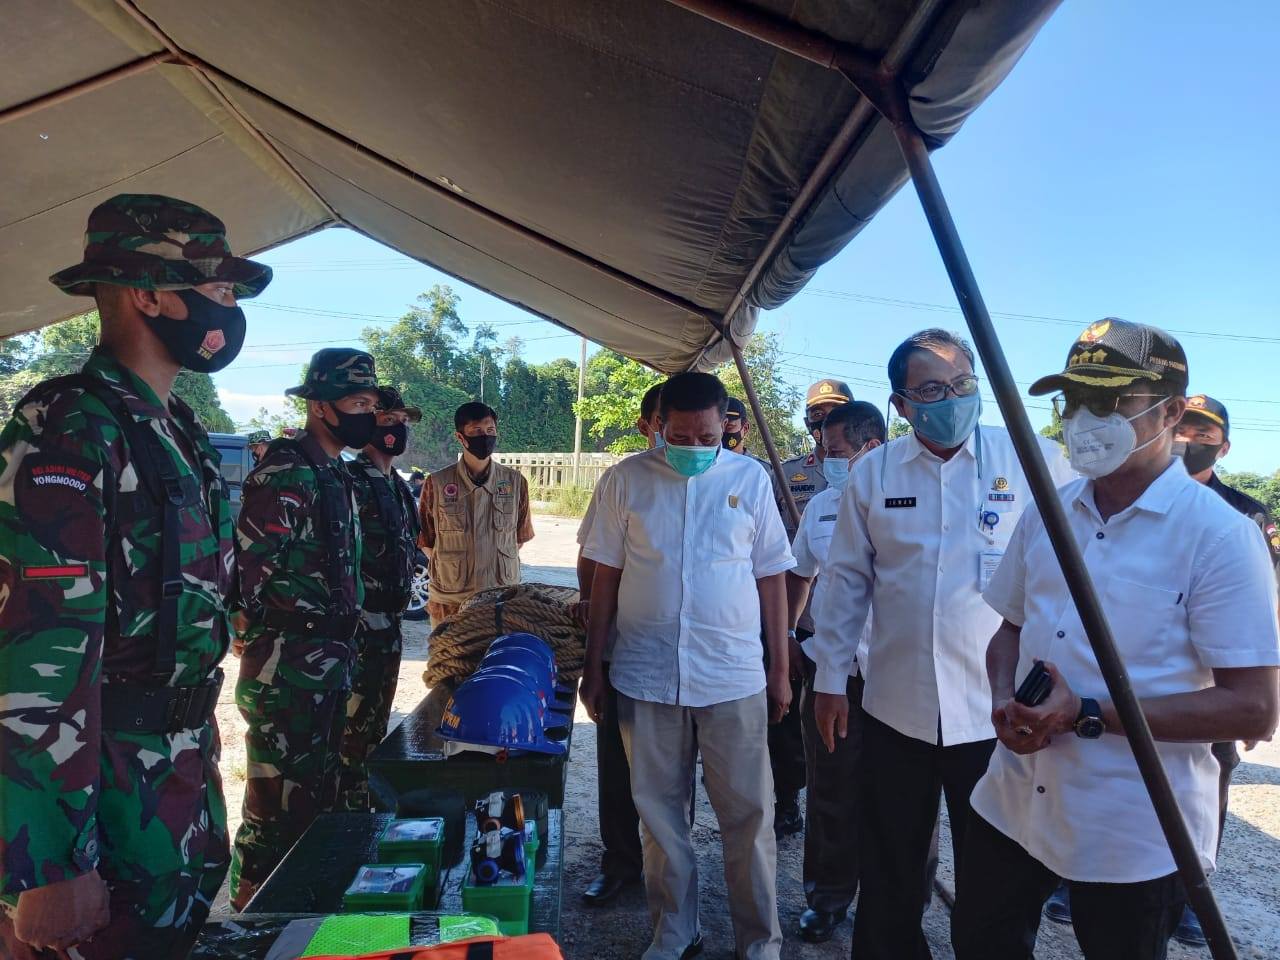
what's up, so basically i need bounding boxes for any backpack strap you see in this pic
[16,373,193,682]
[274,437,352,617]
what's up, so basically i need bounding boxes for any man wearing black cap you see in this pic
[723,397,753,454]
[952,320,1280,960]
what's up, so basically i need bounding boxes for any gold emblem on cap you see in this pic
[994,477,1009,491]
[1188,396,1206,408]
[820,382,833,394]
[1080,320,1112,343]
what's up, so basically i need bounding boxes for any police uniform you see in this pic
[229,350,374,909]
[419,457,534,623]
[338,389,422,811]
[0,195,271,958]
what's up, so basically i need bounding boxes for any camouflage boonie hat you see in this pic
[286,348,380,401]
[246,430,272,444]
[49,193,272,298]
[377,385,423,422]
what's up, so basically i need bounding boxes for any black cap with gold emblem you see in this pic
[805,379,854,408]
[1029,318,1188,396]
[1182,394,1229,438]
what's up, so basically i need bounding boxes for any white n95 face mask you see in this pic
[1061,397,1169,478]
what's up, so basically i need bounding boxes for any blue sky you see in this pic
[217,1,1280,473]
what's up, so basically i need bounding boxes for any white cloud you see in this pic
[217,389,295,428]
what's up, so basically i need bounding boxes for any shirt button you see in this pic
[942,524,950,531]
[1036,786,1046,794]
[1095,531,1105,540]
[1056,630,1065,638]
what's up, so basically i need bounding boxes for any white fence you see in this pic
[494,451,626,490]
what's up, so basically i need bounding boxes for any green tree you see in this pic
[1039,406,1064,446]
[10,310,236,430]
[499,357,577,451]
[888,416,912,440]
[1218,469,1280,518]
[247,403,306,437]
[576,351,663,453]
[714,333,805,457]
[0,334,33,376]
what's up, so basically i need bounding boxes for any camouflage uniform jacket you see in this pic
[0,348,233,897]
[235,429,363,690]
[347,453,420,619]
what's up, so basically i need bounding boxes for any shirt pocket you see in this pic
[493,495,517,532]
[705,496,755,562]
[1103,576,1181,666]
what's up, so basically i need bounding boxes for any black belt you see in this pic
[362,587,410,615]
[101,669,224,734]
[261,607,359,639]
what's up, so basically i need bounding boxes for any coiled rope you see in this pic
[422,582,586,688]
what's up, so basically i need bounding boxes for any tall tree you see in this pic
[713,332,805,457]
[576,351,664,453]
[12,310,236,430]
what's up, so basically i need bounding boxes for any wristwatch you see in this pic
[787,628,798,640]
[1073,697,1105,739]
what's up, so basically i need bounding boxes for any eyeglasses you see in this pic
[1052,392,1164,419]
[899,375,979,404]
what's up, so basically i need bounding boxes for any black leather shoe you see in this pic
[681,932,704,960]
[1174,904,1207,947]
[799,908,846,943]
[774,798,804,838]
[1043,882,1072,925]
[581,872,636,906]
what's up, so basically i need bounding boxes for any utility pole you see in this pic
[573,336,586,486]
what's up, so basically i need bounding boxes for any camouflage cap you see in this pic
[246,430,272,444]
[286,348,380,401]
[377,385,423,422]
[49,193,272,298]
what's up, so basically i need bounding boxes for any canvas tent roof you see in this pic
[2,0,1058,373]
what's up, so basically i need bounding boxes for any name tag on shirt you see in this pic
[885,497,917,509]
[819,514,837,522]
[979,549,1004,591]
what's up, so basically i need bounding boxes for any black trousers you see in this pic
[851,713,995,960]
[800,663,864,914]
[952,813,1185,960]
[597,662,644,879]
[763,634,806,801]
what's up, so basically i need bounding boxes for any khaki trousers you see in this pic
[618,691,782,960]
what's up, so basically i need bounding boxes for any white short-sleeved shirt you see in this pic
[578,468,618,661]
[581,446,796,707]
[974,459,1280,883]
[791,485,867,678]
[809,425,1075,745]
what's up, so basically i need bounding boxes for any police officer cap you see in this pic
[725,397,749,421]
[286,347,380,401]
[1182,394,1229,438]
[805,380,853,409]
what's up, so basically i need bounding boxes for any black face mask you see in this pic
[323,405,377,449]
[723,430,744,451]
[1182,441,1223,475]
[463,433,498,460]
[375,422,408,457]
[147,288,246,373]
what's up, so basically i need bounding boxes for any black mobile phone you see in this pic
[1014,660,1053,707]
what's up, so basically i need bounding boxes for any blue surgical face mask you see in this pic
[652,431,666,449]
[906,393,981,449]
[821,455,851,490]
[664,442,718,477]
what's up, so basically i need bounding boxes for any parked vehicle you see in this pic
[209,433,254,523]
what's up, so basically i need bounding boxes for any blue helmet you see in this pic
[487,633,556,672]
[480,646,574,706]
[436,673,566,756]
[472,664,572,741]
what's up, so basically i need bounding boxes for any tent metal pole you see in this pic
[730,338,801,528]
[892,123,1238,960]
[0,53,178,127]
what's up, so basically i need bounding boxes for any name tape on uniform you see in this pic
[884,497,917,509]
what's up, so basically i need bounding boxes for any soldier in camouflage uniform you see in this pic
[0,194,271,958]
[246,429,272,466]
[229,349,379,910]
[338,387,423,811]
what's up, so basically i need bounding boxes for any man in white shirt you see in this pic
[577,381,664,907]
[785,401,884,943]
[581,372,796,960]
[809,328,1073,959]
[952,319,1280,960]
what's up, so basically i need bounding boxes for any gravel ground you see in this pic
[210,514,1280,959]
